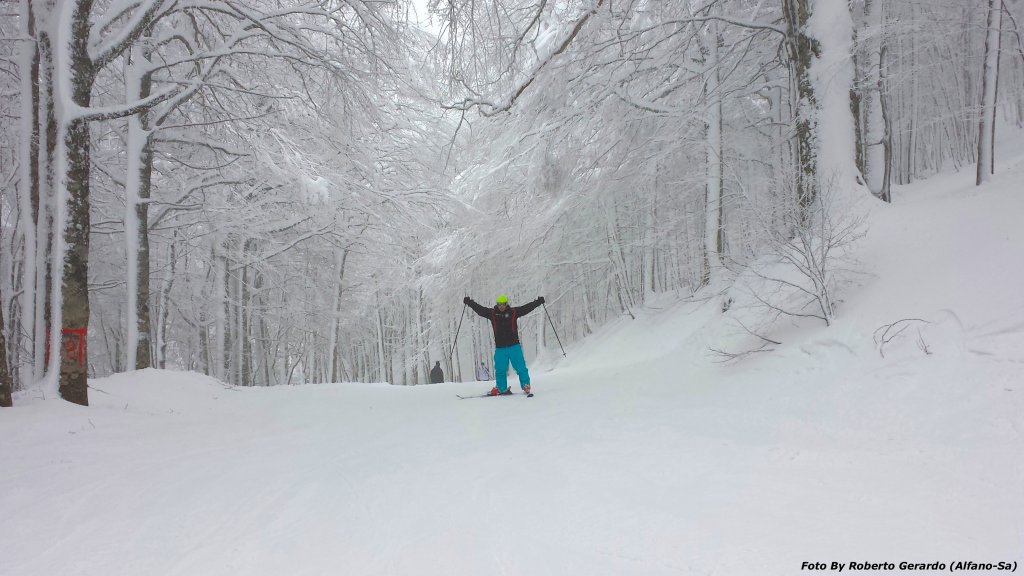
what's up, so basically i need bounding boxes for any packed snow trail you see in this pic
[2,343,1020,576]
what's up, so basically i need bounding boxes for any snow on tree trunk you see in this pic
[784,0,820,222]
[643,189,656,295]
[328,249,347,382]
[213,248,226,380]
[58,114,92,405]
[34,18,57,384]
[156,237,176,369]
[18,0,40,387]
[45,0,97,406]
[808,0,860,200]
[233,244,244,385]
[703,18,725,287]
[416,289,427,384]
[861,0,888,197]
[124,50,155,371]
[878,42,893,203]
[786,0,862,223]
[376,296,386,382]
[240,243,252,386]
[976,0,1002,185]
[39,0,168,399]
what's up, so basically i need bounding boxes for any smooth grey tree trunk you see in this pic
[977,0,1003,185]
[0,296,12,407]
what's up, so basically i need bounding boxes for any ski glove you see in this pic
[463,296,471,305]
[537,296,545,304]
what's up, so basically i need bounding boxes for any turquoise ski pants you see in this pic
[494,343,530,392]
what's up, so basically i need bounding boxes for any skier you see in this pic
[475,361,490,381]
[463,294,544,396]
[430,361,444,384]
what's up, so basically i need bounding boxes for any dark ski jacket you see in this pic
[430,363,444,384]
[466,298,543,348]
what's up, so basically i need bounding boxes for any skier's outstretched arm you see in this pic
[464,296,492,318]
[515,296,545,317]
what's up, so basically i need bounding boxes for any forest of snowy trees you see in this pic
[0,0,1021,405]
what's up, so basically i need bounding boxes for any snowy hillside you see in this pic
[2,157,1023,574]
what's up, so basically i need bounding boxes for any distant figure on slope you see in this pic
[430,361,444,384]
[475,361,490,381]
[463,294,544,396]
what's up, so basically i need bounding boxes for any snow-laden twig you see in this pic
[873,318,930,358]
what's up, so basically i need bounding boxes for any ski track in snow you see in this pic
[3,350,1020,576]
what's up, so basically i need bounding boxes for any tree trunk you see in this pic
[156,235,176,369]
[376,296,386,382]
[878,43,894,203]
[135,138,154,370]
[199,312,210,376]
[18,0,40,387]
[785,0,859,219]
[328,249,347,382]
[977,0,1002,185]
[34,25,56,383]
[59,119,92,405]
[0,295,12,407]
[213,247,227,380]
[703,18,725,287]
[783,0,821,224]
[232,245,243,385]
[56,0,97,406]
[861,0,889,197]
[240,244,252,386]
[909,12,925,179]
[125,47,155,370]
[260,315,271,386]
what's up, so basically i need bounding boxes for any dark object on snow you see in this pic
[475,362,490,381]
[430,361,444,384]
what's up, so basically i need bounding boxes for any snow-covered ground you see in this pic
[3,154,1023,575]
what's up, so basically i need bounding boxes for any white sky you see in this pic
[411,0,441,34]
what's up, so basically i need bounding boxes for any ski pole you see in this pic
[450,302,467,361]
[542,302,566,357]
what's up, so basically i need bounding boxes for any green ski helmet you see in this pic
[496,294,508,304]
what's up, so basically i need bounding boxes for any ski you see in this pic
[456,391,533,399]
[456,392,514,399]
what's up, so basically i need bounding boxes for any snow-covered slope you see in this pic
[3,148,1023,574]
